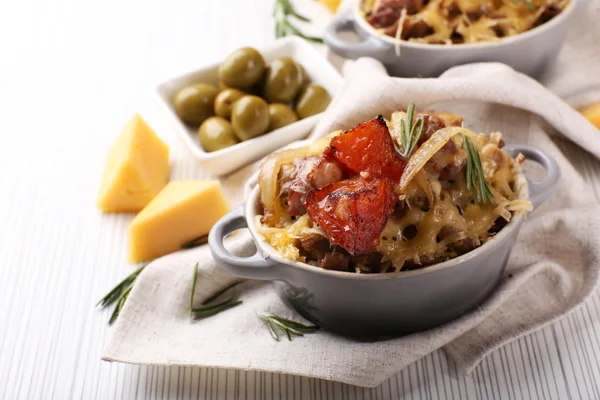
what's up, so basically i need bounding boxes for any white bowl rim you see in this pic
[245,164,528,281]
[350,0,575,51]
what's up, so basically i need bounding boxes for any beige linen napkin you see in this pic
[103,3,600,388]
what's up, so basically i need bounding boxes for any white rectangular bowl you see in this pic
[156,37,344,176]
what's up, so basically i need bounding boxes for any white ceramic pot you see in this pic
[324,0,592,77]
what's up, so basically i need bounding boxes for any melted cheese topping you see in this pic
[258,111,533,272]
[362,0,570,44]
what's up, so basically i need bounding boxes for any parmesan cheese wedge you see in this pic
[579,102,600,129]
[97,114,170,212]
[127,181,230,262]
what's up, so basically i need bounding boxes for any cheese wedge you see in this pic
[128,180,230,262]
[579,102,600,129]
[319,0,342,12]
[97,114,170,212]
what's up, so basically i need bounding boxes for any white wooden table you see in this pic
[1,0,600,398]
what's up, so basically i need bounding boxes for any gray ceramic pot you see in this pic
[209,144,560,337]
[324,0,592,78]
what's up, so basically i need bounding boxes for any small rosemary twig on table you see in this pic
[258,312,319,341]
[190,265,244,319]
[97,262,148,325]
[274,0,323,43]
[98,234,209,325]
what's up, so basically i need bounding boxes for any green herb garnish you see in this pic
[99,238,210,325]
[463,137,495,205]
[513,0,535,11]
[181,234,209,249]
[258,312,319,341]
[274,0,323,43]
[190,265,244,319]
[97,262,148,325]
[398,103,425,159]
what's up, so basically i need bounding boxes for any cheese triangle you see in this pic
[97,114,170,212]
[128,181,231,262]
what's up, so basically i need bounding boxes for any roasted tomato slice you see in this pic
[325,115,407,181]
[305,178,396,255]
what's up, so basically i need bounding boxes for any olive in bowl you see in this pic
[198,117,239,152]
[295,84,331,119]
[231,95,270,141]
[263,57,302,103]
[214,88,246,119]
[219,47,266,90]
[173,83,218,125]
[268,104,298,131]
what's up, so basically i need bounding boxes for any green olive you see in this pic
[198,117,239,152]
[230,95,270,141]
[173,83,218,125]
[268,104,298,131]
[214,88,245,119]
[219,47,266,89]
[218,80,232,90]
[263,57,302,103]
[295,61,309,87]
[295,84,331,119]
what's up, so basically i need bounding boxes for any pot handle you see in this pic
[324,10,392,60]
[503,144,560,209]
[209,205,281,280]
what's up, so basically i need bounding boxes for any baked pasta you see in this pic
[257,107,532,273]
[362,0,570,44]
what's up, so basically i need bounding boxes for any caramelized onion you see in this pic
[399,127,474,192]
[259,148,310,226]
[258,131,343,226]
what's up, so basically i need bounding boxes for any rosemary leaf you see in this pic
[108,281,133,325]
[264,320,280,341]
[97,263,147,308]
[202,281,244,305]
[190,263,199,317]
[270,319,305,337]
[192,301,243,319]
[513,0,535,11]
[398,102,424,159]
[267,314,319,332]
[463,137,494,205]
[274,0,323,42]
[181,234,209,249]
[192,288,238,313]
[258,312,319,341]
[190,275,244,319]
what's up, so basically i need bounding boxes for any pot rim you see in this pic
[349,0,575,51]
[244,164,529,281]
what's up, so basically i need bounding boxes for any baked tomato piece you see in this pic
[325,115,407,181]
[305,178,396,255]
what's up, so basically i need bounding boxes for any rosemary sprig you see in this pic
[513,0,535,11]
[463,137,495,205]
[398,103,425,159]
[274,0,323,43]
[190,265,244,319]
[97,262,148,325]
[258,312,319,341]
[99,237,210,325]
[181,234,209,249]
